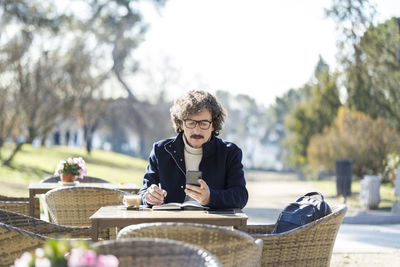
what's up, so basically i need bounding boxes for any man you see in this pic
[139,90,248,209]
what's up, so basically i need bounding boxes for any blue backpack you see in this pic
[272,192,332,234]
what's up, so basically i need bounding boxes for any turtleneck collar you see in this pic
[182,134,203,155]
[167,132,217,159]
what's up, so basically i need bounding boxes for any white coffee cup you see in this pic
[123,194,141,208]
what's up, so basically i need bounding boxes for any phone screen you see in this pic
[186,170,201,186]
[207,209,235,214]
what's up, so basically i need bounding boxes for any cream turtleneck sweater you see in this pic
[182,134,203,171]
[182,135,203,202]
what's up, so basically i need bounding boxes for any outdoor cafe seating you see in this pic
[45,186,128,239]
[94,237,222,267]
[0,194,40,218]
[0,209,92,266]
[117,222,263,267]
[39,175,111,222]
[240,204,347,267]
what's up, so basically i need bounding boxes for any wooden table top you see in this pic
[90,205,248,224]
[90,206,248,241]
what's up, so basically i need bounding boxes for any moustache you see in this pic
[190,134,204,139]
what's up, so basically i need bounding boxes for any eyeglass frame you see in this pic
[183,119,213,130]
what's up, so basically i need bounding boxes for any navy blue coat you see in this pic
[138,132,248,209]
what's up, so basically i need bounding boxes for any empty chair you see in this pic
[45,186,127,226]
[0,208,91,238]
[0,195,40,218]
[117,222,263,267]
[240,205,347,267]
[94,237,222,267]
[45,186,127,239]
[40,175,110,183]
[0,209,91,266]
[39,175,110,221]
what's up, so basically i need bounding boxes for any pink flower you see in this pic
[13,252,32,267]
[96,255,119,267]
[68,249,97,267]
[67,249,118,267]
[78,167,88,179]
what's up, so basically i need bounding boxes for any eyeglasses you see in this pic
[183,119,212,130]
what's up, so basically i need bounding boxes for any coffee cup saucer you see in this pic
[125,205,139,210]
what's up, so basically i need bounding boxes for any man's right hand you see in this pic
[145,184,167,205]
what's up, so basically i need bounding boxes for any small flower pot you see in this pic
[61,173,76,183]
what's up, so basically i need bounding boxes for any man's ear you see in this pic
[178,120,184,132]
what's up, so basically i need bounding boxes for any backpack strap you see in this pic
[297,192,324,202]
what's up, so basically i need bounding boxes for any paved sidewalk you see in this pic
[244,170,400,225]
[244,170,400,267]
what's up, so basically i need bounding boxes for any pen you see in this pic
[159,183,164,204]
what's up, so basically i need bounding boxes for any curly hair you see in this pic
[170,90,227,136]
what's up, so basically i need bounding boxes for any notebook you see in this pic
[152,200,209,210]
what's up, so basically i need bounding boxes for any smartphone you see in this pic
[186,170,201,186]
[207,209,235,214]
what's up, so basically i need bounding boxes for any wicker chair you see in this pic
[117,222,263,267]
[45,186,127,239]
[240,204,347,267]
[0,195,40,218]
[0,209,92,266]
[94,238,222,267]
[39,175,110,221]
[40,175,110,183]
[45,186,126,226]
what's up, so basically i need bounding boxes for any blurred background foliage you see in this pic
[0,0,400,187]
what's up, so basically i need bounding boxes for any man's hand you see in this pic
[145,184,167,205]
[185,179,210,205]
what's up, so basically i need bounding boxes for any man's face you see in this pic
[181,109,214,149]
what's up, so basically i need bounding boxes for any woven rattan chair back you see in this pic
[0,195,40,218]
[94,237,222,267]
[40,176,110,222]
[0,209,92,266]
[117,222,263,267]
[40,175,110,183]
[241,204,347,267]
[0,222,46,266]
[45,186,127,226]
[0,208,91,238]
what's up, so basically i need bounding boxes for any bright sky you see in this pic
[131,0,400,107]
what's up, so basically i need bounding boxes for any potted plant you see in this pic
[54,157,88,184]
[13,239,118,267]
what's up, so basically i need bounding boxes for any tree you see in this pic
[308,107,400,180]
[0,86,22,159]
[81,0,166,99]
[0,0,168,161]
[355,17,400,129]
[261,84,312,168]
[325,0,377,115]
[76,0,168,154]
[0,0,68,162]
[285,59,341,168]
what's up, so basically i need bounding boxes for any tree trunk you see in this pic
[40,134,47,146]
[27,127,36,144]
[0,138,3,159]
[3,142,23,166]
[86,135,92,154]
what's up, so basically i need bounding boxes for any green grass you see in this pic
[312,179,397,210]
[0,144,147,197]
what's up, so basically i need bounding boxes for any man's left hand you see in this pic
[185,179,210,205]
